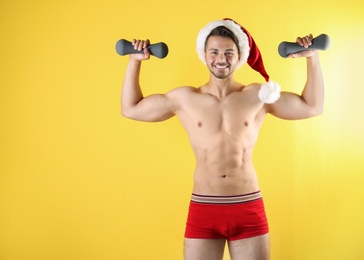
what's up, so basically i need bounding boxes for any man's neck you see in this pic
[203,75,239,99]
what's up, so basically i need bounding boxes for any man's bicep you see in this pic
[267,91,315,120]
[123,93,176,122]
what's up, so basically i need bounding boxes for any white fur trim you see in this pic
[196,20,249,69]
[258,81,281,104]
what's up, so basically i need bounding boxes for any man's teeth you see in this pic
[216,64,228,68]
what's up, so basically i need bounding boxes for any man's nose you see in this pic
[217,53,226,62]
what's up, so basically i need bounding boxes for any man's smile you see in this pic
[214,63,229,69]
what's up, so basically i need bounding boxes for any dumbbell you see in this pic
[115,39,169,59]
[278,34,331,58]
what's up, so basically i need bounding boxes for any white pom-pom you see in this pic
[258,81,281,104]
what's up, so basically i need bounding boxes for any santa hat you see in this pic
[196,18,281,104]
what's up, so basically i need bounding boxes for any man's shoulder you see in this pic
[167,86,199,96]
[243,82,262,91]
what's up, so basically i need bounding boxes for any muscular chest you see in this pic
[180,93,261,134]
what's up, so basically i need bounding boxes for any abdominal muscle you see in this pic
[190,135,260,196]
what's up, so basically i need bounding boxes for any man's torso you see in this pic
[172,84,267,196]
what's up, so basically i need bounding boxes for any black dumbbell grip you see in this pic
[115,39,169,59]
[278,34,331,58]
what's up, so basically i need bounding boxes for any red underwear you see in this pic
[184,191,269,241]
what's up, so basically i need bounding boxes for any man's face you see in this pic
[204,35,240,79]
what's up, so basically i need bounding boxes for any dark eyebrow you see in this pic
[208,48,236,52]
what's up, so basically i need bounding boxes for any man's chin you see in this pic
[210,68,231,78]
[213,72,229,79]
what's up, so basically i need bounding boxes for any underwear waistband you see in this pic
[191,191,262,204]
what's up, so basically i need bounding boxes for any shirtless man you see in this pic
[121,19,324,260]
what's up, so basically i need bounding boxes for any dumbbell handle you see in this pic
[278,34,331,58]
[115,39,169,59]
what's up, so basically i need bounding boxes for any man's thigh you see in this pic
[184,238,226,260]
[228,234,270,260]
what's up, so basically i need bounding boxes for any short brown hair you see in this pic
[205,26,240,55]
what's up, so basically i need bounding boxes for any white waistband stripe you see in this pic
[191,191,262,204]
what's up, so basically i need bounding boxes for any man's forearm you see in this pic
[121,59,143,117]
[302,53,324,115]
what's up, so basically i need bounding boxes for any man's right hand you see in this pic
[130,39,151,61]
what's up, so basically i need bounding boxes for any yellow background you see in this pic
[1,0,363,259]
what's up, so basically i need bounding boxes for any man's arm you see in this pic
[266,34,324,120]
[121,39,177,122]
